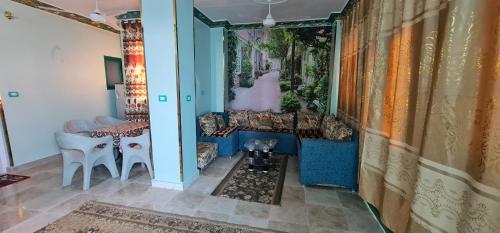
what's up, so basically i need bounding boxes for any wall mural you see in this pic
[226,27,332,113]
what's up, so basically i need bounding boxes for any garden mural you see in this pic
[226,27,332,113]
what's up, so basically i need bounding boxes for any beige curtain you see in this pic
[337,0,500,232]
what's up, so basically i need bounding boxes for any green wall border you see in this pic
[366,202,394,233]
[11,0,119,33]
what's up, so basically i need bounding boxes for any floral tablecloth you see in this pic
[90,122,149,147]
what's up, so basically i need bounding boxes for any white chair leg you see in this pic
[83,164,93,190]
[63,162,80,187]
[121,156,133,181]
[104,155,119,178]
[144,158,153,179]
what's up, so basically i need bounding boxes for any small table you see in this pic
[244,139,278,172]
[90,122,149,147]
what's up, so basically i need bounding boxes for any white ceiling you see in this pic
[37,0,348,29]
[195,0,349,24]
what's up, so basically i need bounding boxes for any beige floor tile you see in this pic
[304,186,343,208]
[233,200,271,219]
[2,211,66,233]
[0,186,52,207]
[307,205,349,230]
[23,188,79,211]
[269,205,308,225]
[2,153,382,232]
[0,207,38,232]
[194,210,231,222]
[229,215,269,229]
[198,196,238,214]
[268,220,309,233]
[111,182,150,200]
[168,191,207,209]
[186,176,221,194]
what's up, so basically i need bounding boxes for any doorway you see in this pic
[0,96,13,173]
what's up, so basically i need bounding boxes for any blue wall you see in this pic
[194,19,213,115]
[142,0,182,187]
[177,0,198,187]
[194,19,225,116]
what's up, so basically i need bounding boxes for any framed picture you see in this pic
[104,56,124,90]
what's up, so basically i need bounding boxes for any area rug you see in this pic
[212,154,288,205]
[36,201,279,233]
[0,174,29,188]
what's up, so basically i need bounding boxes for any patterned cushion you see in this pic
[248,111,273,130]
[228,110,250,128]
[197,142,218,169]
[215,115,226,129]
[271,113,295,131]
[321,115,338,137]
[210,125,239,137]
[199,113,217,136]
[322,116,353,141]
[297,112,323,130]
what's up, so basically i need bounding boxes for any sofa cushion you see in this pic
[211,125,239,138]
[249,111,273,130]
[197,142,218,169]
[271,113,294,132]
[215,114,226,129]
[228,110,250,128]
[199,113,217,136]
[297,112,323,130]
[322,116,353,141]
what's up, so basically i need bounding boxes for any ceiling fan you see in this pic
[37,0,132,24]
[255,0,288,27]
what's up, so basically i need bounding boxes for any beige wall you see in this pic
[0,1,121,165]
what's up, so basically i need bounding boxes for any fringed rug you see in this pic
[36,201,279,233]
[0,174,29,188]
[212,154,288,205]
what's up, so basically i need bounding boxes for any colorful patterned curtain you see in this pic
[338,0,500,232]
[121,20,148,122]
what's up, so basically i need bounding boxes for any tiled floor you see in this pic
[0,153,383,233]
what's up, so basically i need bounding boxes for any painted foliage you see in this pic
[226,27,332,113]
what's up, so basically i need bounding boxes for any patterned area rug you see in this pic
[212,154,288,205]
[36,201,279,233]
[0,174,29,188]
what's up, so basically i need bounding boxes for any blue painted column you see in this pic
[142,0,198,190]
[330,20,342,116]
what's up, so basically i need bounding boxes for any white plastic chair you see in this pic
[64,120,100,134]
[55,132,119,190]
[120,130,153,181]
[95,116,127,127]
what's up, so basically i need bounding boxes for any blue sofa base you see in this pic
[238,130,297,155]
[298,132,359,191]
[199,131,239,157]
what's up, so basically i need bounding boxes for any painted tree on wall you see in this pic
[227,26,332,113]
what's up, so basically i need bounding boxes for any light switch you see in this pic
[186,95,192,102]
[158,95,167,102]
[8,91,19,98]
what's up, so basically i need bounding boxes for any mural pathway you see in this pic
[230,71,282,112]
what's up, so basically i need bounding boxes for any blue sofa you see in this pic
[298,131,359,191]
[196,112,239,157]
[197,111,359,190]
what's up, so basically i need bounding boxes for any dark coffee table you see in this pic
[244,139,278,173]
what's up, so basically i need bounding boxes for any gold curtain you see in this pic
[338,0,500,232]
